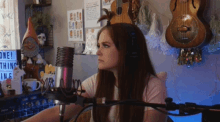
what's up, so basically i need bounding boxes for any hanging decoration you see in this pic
[136,0,178,56]
[203,15,220,53]
[202,0,220,53]
[136,1,152,35]
[131,0,140,23]
[144,12,162,51]
[177,48,202,67]
[148,13,161,38]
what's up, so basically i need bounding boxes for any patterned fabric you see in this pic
[81,72,167,122]
[0,0,20,50]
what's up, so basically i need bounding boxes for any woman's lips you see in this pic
[98,59,104,62]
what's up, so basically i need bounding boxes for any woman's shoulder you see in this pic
[81,73,98,98]
[83,73,98,83]
[143,72,167,107]
[148,72,167,86]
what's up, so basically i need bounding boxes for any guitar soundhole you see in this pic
[171,15,198,44]
[117,7,122,15]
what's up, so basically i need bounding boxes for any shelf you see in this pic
[0,90,42,101]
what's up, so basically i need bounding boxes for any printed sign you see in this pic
[0,51,17,81]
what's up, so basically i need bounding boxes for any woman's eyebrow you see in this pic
[98,41,111,44]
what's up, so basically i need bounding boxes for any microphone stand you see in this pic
[73,96,220,122]
[42,82,85,122]
[59,104,65,122]
[42,78,220,121]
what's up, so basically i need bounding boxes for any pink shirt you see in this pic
[82,72,167,122]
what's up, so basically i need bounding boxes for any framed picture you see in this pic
[83,28,100,55]
[67,9,84,41]
[84,0,101,28]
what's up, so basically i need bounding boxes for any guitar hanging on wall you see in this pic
[110,0,134,24]
[165,0,212,48]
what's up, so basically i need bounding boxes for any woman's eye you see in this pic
[103,44,109,48]
[97,44,109,48]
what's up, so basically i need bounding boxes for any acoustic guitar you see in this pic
[110,0,134,24]
[165,0,212,48]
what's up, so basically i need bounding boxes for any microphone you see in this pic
[43,47,76,122]
[54,47,74,103]
[55,47,74,122]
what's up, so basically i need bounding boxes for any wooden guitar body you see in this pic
[166,0,211,48]
[110,0,133,24]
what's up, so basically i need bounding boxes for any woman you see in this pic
[83,10,167,122]
[24,10,167,122]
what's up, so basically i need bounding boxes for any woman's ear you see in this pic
[156,72,167,82]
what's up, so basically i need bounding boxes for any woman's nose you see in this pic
[96,48,102,55]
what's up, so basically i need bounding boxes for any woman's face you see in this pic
[96,29,119,71]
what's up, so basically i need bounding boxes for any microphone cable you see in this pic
[73,99,208,122]
[73,104,93,122]
[74,99,140,122]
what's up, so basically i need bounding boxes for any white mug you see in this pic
[23,78,41,91]
[42,74,55,88]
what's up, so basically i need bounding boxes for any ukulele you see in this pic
[165,0,212,48]
[110,0,134,24]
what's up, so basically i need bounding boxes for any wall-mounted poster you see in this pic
[83,28,100,55]
[67,9,84,41]
[84,0,101,28]
[102,0,114,10]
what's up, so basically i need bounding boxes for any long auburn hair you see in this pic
[93,9,156,122]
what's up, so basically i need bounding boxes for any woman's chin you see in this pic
[98,66,105,70]
[98,65,110,70]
